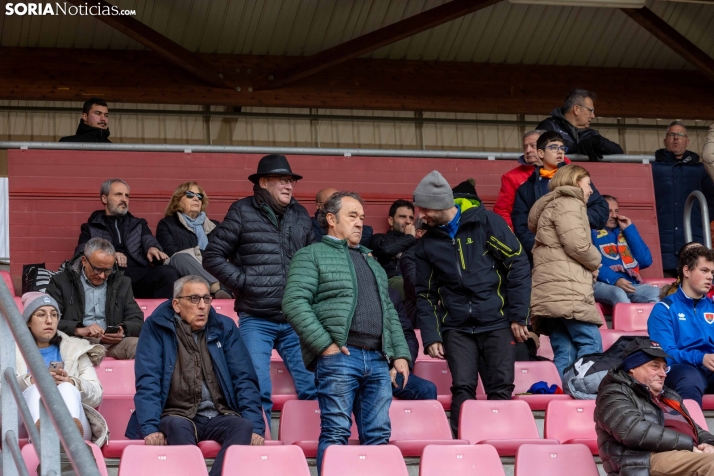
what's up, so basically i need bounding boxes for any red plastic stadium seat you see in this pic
[642,277,675,289]
[544,400,598,454]
[514,444,599,476]
[212,299,239,325]
[1,270,15,295]
[612,303,655,332]
[388,400,468,457]
[135,299,164,320]
[419,444,505,476]
[23,442,108,476]
[683,399,709,430]
[279,400,359,457]
[413,360,452,409]
[221,444,310,476]
[513,361,570,410]
[322,444,409,476]
[600,329,648,351]
[458,400,559,456]
[118,445,208,476]
[704,395,714,411]
[270,360,298,411]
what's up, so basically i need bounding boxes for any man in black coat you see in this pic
[596,337,714,476]
[76,179,180,299]
[47,238,143,359]
[537,88,623,161]
[59,97,112,143]
[203,154,317,422]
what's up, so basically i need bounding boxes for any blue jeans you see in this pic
[392,373,437,400]
[594,281,660,306]
[548,318,603,378]
[238,314,317,422]
[315,347,392,475]
[665,363,714,408]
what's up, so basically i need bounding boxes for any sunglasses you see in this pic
[185,191,204,200]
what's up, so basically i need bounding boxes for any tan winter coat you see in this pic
[528,185,602,333]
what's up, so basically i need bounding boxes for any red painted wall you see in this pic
[8,150,662,293]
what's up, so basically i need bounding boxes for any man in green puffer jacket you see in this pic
[283,191,411,475]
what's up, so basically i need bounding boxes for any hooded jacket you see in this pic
[528,186,602,332]
[512,164,609,258]
[59,121,111,143]
[125,301,264,439]
[156,213,220,257]
[536,108,623,156]
[652,149,714,271]
[46,252,144,337]
[595,366,714,476]
[414,196,531,350]
[493,155,537,228]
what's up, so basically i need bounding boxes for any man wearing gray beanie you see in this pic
[412,170,532,436]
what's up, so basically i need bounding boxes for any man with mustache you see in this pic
[76,178,180,299]
[59,97,112,143]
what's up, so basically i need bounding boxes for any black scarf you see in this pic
[253,183,288,217]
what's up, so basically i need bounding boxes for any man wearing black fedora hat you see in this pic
[596,337,714,476]
[203,154,317,422]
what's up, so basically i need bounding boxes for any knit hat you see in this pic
[21,292,60,323]
[413,171,454,210]
[622,337,670,372]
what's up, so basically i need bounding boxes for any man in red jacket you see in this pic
[493,130,544,228]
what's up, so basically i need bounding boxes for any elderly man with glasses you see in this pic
[203,154,318,423]
[126,275,264,476]
[536,88,624,162]
[47,237,144,359]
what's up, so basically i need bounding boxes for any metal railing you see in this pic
[0,280,100,476]
[684,190,712,248]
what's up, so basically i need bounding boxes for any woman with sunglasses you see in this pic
[157,182,232,298]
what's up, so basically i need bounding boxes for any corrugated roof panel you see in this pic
[262,0,304,55]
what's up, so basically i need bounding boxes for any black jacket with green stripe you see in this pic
[414,198,531,350]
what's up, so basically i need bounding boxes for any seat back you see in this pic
[412,361,451,398]
[271,360,297,395]
[514,444,599,476]
[612,303,655,331]
[222,445,310,476]
[135,299,165,320]
[1,270,15,295]
[322,444,409,476]
[212,299,239,325]
[683,399,709,430]
[642,277,675,289]
[459,400,540,442]
[419,444,504,476]
[22,442,109,476]
[96,359,135,395]
[389,400,452,441]
[537,335,554,360]
[279,400,357,444]
[600,329,648,351]
[118,445,208,476]
[98,396,135,442]
[544,400,596,442]
[513,361,562,394]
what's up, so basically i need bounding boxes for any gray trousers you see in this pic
[169,252,219,285]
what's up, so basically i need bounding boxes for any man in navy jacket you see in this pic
[126,275,264,476]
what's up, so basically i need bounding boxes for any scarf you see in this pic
[253,184,288,217]
[182,212,209,250]
[539,168,558,180]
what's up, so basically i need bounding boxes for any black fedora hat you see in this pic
[248,154,303,184]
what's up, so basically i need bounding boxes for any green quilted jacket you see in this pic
[282,236,411,370]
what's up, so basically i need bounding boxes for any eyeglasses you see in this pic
[577,104,595,115]
[666,132,687,139]
[32,311,59,321]
[185,191,205,200]
[177,295,213,305]
[83,255,114,276]
[269,176,298,186]
[545,145,568,153]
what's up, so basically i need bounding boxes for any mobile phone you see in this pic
[49,361,64,371]
[105,326,121,334]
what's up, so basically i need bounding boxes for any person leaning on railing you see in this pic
[2,293,108,446]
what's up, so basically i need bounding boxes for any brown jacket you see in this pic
[528,185,602,332]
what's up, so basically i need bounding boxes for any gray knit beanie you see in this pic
[22,292,60,323]
[412,171,454,210]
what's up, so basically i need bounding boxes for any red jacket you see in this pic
[493,162,534,228]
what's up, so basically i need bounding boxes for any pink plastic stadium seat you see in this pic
[642,277,675,289]
[596,302,611,320]
[96,359,135,396]
[199,412,282,458]
[458,400,558,456]
[513,361,571,410]
[612,303,655,332]
[413,360,452,409]
[703,395,714,411]
[413,330,433,361]
[1,270,15,295]
[514,444,599,476]
[221,445,310,476]
[270,360,298,410]
[212,299,239,325]
[96,359,142,458]
[279,400,359,457]
[23,442,108,476]
[683,399,709,430]
[600,329,648,351]
[544,400,598,454]
[388,400,468,456]
[322,444,409,476]
[419,444,505,476]
[135,299,164,320]
[118,445,208,476]
[537,335,554,360]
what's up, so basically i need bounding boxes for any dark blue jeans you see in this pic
[548,318,603,379]
[238,314,317,422]
[392,373,437,400]
[665,363,714,408]
[315,347,392,475]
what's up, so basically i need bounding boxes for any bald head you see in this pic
[316,188,339,212]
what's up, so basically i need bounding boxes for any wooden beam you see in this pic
[1,48,713,119]
[256,0,503,90]
[66,0,234,89]
[621,6,714,83]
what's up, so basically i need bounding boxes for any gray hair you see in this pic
[173,275,210,299]
[318,191,364,231]
[100,178,130,198]
[83,237,116,257]
[667,120,687,134]
[522,130,546,142]
[563,88,597,113]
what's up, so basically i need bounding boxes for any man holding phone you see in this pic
[591,195,660,306]
[47,237,144,359]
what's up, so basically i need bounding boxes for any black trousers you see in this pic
[159,414,253,476]
[123,265,180,299]
[443,327,516,436]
